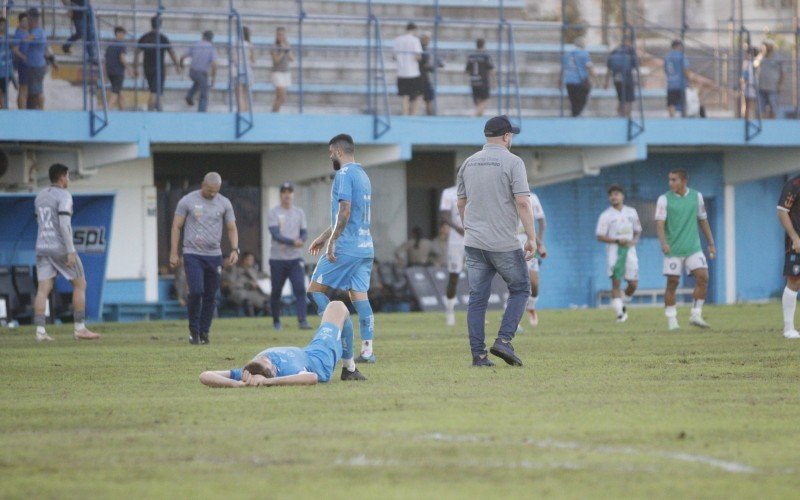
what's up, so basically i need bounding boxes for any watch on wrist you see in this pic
[233,248,240,254]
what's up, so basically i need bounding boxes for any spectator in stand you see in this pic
[605,33,638,118]
[466,38,494,117]
[134,15,181,111]
[740,46,759,120]
[393,22,423,115]
[561,36,594,117]
[105,26,129,111]
[419,33,443,116]
[394,226,436,267]
[181,30,218,113]
[230,251,270,317]
[0,18,11,109]
[271,27,293,113]
[664,39,690,118]
[756,40,783,119]
[61,0,96,60]
[11,12,29,109]
[233,26,254,112]
[24,9,57,110]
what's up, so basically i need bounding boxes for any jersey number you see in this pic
[38,207,55,229]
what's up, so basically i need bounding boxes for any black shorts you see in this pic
[667,89,684,107]
[144,69,166,94]
[614,81,636,103]
[471,85,490,104]
[109,74,124,94]
[397,76,423,98]
[785,251,800,277]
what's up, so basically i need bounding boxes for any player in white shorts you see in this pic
[439,185,465,326]
[516,191,547,328]
[595,184,641,323]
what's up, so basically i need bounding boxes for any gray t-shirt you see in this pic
[35,186,74,257]
[456,144,530,252]
[272,45,291,72]
[267,205,307,260]
[758,56,782,92]
[175,190,236,256]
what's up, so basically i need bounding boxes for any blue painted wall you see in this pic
[534,152,725,308]
[735,176,786,301]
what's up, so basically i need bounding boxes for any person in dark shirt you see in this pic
[419,33,443,116]
[466,38,494,117]
[60,0,95,60]
[777,175,800,339]
[604,35,639,118]
[133,15,180,111]
[105,26,128,110]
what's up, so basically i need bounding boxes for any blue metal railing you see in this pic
[740,27,762,142]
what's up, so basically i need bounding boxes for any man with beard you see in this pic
[307,134,377,364]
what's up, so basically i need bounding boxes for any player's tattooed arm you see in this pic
[326,201,351,262]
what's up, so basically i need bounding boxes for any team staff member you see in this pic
[32,164,100,342]
[268,182,311,330]
[776,174,800,339]
[170,172,239,345]
[457,115,536,367]
[655,169,714,330]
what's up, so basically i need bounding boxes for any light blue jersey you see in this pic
[331,163,373,258]
[664,50,689,90]
[562,49,591,85]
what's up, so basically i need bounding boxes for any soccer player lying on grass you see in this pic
[199,301,367,388]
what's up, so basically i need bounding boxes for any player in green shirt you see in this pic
[655,169,716,330]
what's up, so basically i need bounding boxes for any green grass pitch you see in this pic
[1,303,799,498]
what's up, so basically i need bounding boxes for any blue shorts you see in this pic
[311,254,372,292]
[303,322,343,382]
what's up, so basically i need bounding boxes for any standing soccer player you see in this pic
[439,184,464,326]
[596,184,641,322]
[308,134,377,364]
[32,164,100,342]
[655,169,715,330]
[170,172,239,345]
[776,174,800,339]
[519,191,547,328]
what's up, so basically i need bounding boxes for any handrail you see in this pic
[740,27,762,141]
[627,24,645,141]
[87,2,109,136]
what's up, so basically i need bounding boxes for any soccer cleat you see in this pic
[356,353,376,364]
[667,317,680,330]
[340,367,368,381]
[689,315,710,329]
[527,309,538,327]
[783,329,800,339]
[74,328,100,340]
[273,321,282,331]
[616,312,628,323]
[445,311,456,327]
[298,321,313,330]
[489,339,523,366]
[36,331,54,342]
[471,353,495,367]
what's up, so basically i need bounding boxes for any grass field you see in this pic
[1,303,799,499]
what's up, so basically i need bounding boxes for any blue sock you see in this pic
[353,299,374,342]
[341,316,354,360]
[309,292,330,317]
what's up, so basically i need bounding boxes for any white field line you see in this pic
[418,433,757,474]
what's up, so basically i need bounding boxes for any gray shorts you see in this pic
[27,65,47,96]
[36,254,85,282]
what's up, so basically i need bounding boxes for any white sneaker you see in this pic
[445,311,456,327]
[667,317,680,331]
[784,329,800,339]
[616,312,628,323]
[36,331,54,342]
[689,315,710,329]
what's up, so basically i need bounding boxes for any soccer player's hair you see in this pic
[669,169,688,180]
[671,39,683,49]
[406,22,417,32]
[476,38,485,49]
[607,184,625,195]
[114,26,126,35]
[243,359,275,379]
[202,30,214,42]
[48,163,69,184]
[150,15,161,30]
[329,134,355,154]
[18,12,27,22]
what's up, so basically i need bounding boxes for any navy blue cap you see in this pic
[484,115,520,137]
[280,182,294,192]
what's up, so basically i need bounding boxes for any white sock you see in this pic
[361,340,372,356]
[783,287,797,331]
[623,293,634,304]
[665,306,677,318]
[36,326,47,335]
[74,322,86,332]
[445,298,456,313]
[527,296,538,311]
[343,358,356,372]
[611,298,624,317]
[691,299,704,317]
